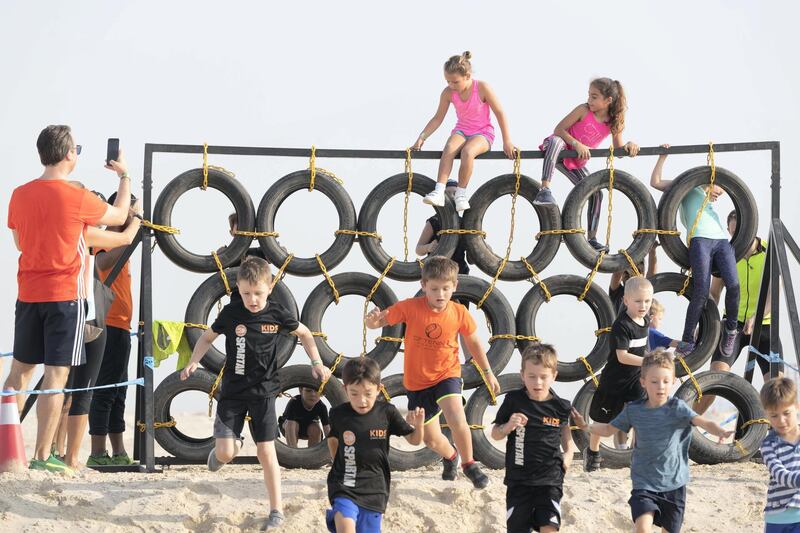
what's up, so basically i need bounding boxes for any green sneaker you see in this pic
[111,453,133,466]
[29,454,75,475]
[87,452,114,466]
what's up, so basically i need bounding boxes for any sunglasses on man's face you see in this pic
[73,145,82,155]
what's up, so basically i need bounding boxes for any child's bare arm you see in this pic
[612,131,639,156]
[415,222,437,257]
[327,436,339,461]
[365,308,389,329]
[553,104,587,147]
[404,407,425,446]
[616,348,644,367]
[180,328,219,380]
[463,332,500,394]
[650,144,674,192]
[292,322,330,382]
[571,408,618,437]
[692,415,734,439]
[561,424,576,471]
[412,89,451,150]
[491,413,528,441]
[481,82,515,159]
[609,271,624,290]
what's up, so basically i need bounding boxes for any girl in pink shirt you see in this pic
[412,51,515,213]
[534,78,639,251]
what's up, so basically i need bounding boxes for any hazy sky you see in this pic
[1,1,799,411]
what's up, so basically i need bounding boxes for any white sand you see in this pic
[0,411,769,532]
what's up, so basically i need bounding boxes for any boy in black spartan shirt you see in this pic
[278,386,330,446]
[181,257,330,530]
[326,358,424,533]
[492,343,575,533]
[586,276,653,472]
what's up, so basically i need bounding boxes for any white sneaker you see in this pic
[423,189,445,207]
[454,193,470,212]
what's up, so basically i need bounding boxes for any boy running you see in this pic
[492,343,575,533]
[326,358,424,533]
[181,256,330,529]
[366,256,500,489]
[574,349,732,533]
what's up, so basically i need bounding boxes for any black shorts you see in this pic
[13,299,85,367]
[711,320,784,376]
[589,380,645,423]
[278,416,321,440]
[629,486,686,533]
[214,396,278,442]
[407,377,463,424]
[506,484,563,532]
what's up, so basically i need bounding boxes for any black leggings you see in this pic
[66,328,107,416]
[89,326,132,435]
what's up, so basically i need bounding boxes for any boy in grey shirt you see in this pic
[574,349,732,533]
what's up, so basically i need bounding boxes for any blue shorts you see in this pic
[452,129,493,147]
[629,486,686,533]
[326,497,382,533]
[765,523,800,533]
[407,377,463,424]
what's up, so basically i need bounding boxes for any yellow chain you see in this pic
[137,417,176,432]
[362,258,395,355]
[535,228,585,239]
[375,336,404,344]
[380,384,392,402]
[477,150,521,309]
[676,356,702,400]
[315,254,340,304]
[271,253,294,289]
[632,228,681,237]
[309,331,328,341]
[233,230,279,238]
[488,334,540,343]
[520,257,552,301]
[402,149,413,261]
[208,365,225,416]
[141,220,180,235]
[335,229,382,241]
[619,248,642,277]
[740,418,770,430]
[184,322,209,330]
[441,424,486,430]
[437,228,487,236]
[202,142,209,190]
[595,327,612,336]
[677,271,692,297]
[579,356,599,387]
[734,440,749,456]
[471,359,497,405]
[318,353,344,394]
[603,145,615,248]
[578,251,606,301]
[211,250,232,296]
[686,142,716,244]
[308,145,317,191]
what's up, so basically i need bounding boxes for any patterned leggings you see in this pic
[541,135,602,238]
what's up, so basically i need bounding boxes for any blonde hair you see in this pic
[649,298,664,316]
[521,343,558,373]
[590,77,628,135]
[421,256,458,283]
[624,275,653,295]
[641,348,675,378]
[444,51,472,77]
[761,377,797,410]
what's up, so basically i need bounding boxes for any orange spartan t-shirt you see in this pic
[98,258,132,331]
[385,296,477,391]
[8,179,108,302]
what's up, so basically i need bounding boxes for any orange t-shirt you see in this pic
[8,179,108,302]
[98,258,132,331]
[385,297,476,391]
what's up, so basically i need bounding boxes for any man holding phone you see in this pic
[5,125,133,474]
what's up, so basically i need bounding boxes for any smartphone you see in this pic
[106,138,120,165]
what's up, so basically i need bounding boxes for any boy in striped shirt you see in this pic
[761,377,800,530]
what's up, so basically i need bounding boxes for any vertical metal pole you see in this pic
[745,237,770,383]
[140,145,156,472]
[770,221,782,378]
[771,144,781,221]
[774,221,800,370]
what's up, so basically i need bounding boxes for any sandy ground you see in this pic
[0,410,769,532]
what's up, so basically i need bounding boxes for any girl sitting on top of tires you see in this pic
[411,51,516,213]
[533,77,639,252]
[650,144,740,362]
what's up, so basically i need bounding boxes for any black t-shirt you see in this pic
[493,388,571,487]
[211,297,299,400]
[281,395,329,426]
[427,214,469,274]
[609,284,625,316]
[598,313,650,391]
[327,402,415,513]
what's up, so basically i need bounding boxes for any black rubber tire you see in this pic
[562,169,658,273]
[516,275,615,381]
[153,368,219,461]
[256,170,356,277]
[357,173,460,281]
[674,371,768,464]
[462,174,562,281]
[465,373,523,469]
[184,267,299,373]
[426,275,516,388]
[570,379,632,469]
[649,273,721,377]
[275,365,348,469]
[300,272,403,375]
[657,166,758,270]
[380,374,443,470]
[152,168,256,273]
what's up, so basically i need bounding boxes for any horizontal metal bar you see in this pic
[145,141,780,160]
[155,455,261,466]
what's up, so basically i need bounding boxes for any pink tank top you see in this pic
[450,80,495,144]
[548,109,612,170]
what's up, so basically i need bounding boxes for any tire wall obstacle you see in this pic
[143,143,767,469]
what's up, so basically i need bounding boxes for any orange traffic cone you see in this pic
[0,390,27,473]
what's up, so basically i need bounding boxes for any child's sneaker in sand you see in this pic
[463,462,489,489]
[584,449,602,472]
[442,453,459,481]
[263,510,285,530]
[423,189,445,207]
[111,453,134,466]
[87,452,114,466]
